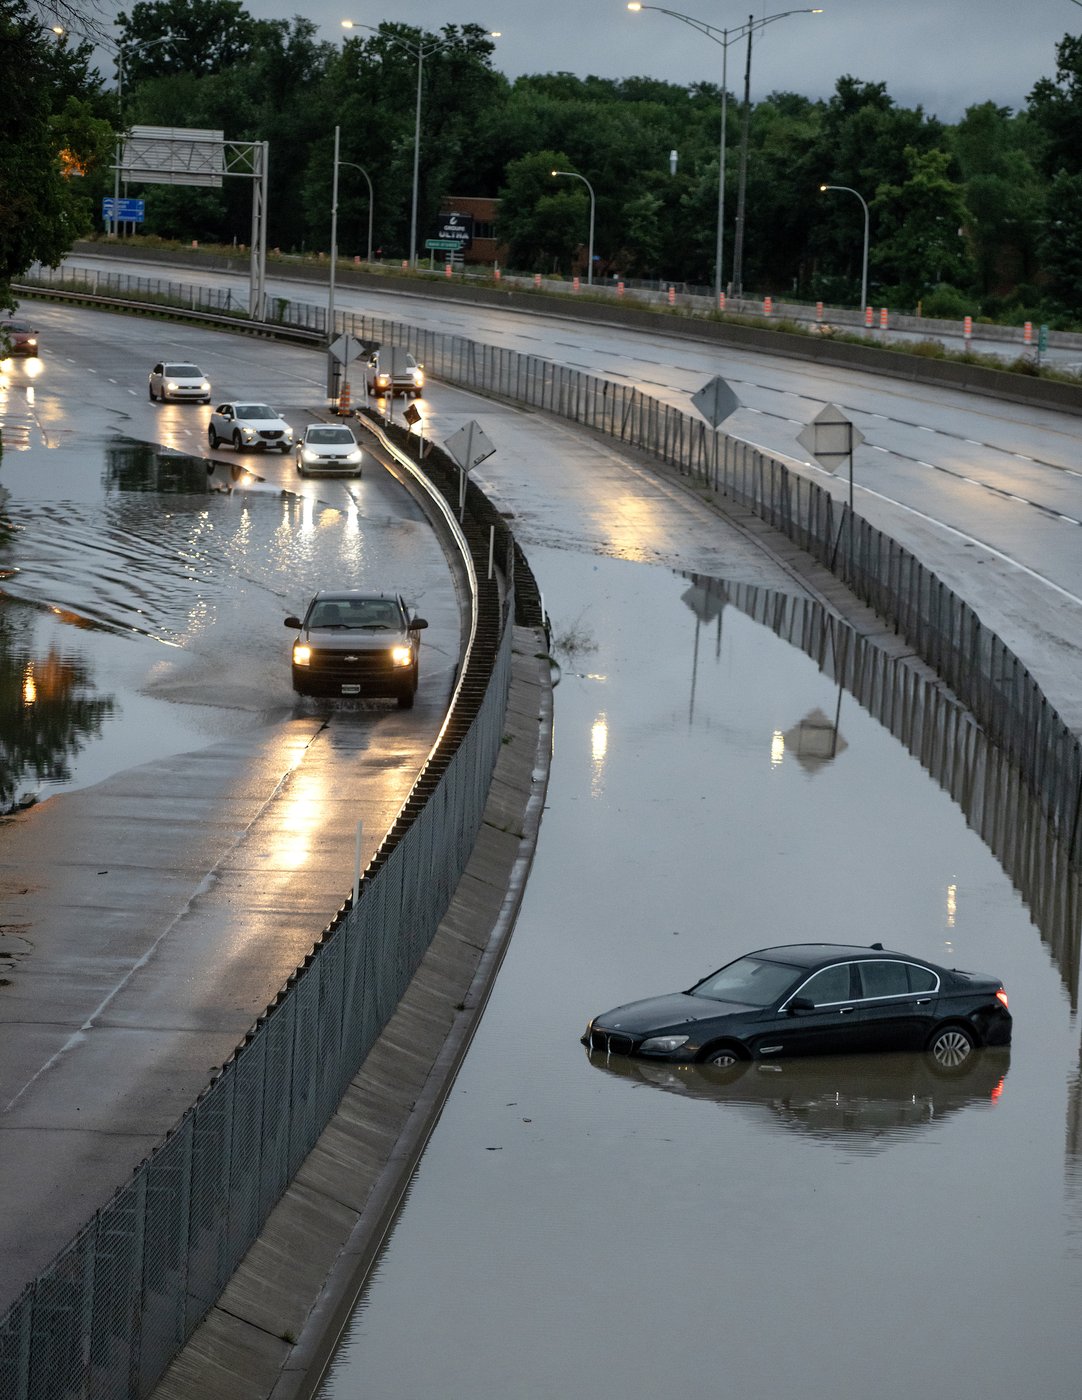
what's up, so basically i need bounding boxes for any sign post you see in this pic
[444,421,496,521]
[690,375,740,491]
[797,403,866,578]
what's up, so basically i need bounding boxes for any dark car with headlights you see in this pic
[583,943,1012,1071]
[1,321,39,356]
[285,590,428,707]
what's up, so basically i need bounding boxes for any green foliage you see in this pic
[116,0,260,78]
[0,2,114,306]
[1038,170,1082,308]
[870,147,975,305]
[12,3,1082,323]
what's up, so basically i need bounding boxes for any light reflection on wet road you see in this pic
[0,434,451,807]
[320,547,1082,1400]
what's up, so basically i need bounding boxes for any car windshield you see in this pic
[307,428,354,444]
[690,956,802,1006]
[308,598,401,630]
[236,404,275,418]
[166,364,201,376]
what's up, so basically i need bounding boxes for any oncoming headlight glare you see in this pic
[293,644,312,666]
[390,645,412,667]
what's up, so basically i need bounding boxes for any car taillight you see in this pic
[995,988,1009,1010]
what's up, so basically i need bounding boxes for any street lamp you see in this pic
[820,183,869,314]
[628,5,820,301]
[106,34,177,237]
[341,20,445,269]
[328,125,375,339]
[550,169,596,285]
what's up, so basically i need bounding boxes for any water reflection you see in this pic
[586,1048,1010,1149]
[679,572,1082,1003]
[0,616,115,811]
[102,438,271,496]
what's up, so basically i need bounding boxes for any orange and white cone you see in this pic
[337,381,352,415]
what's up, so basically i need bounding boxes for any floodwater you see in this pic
[319,545,1082,1400]
[0,434,447,809]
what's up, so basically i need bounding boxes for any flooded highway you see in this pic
[319,544,1082,1400]
[0,430,456,809]
[4,305,1081,1398]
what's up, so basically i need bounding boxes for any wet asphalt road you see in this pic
[0,312,465,1300]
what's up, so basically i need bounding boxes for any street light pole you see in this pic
[550,169,596,285]
[729,15,754,298]
[328,124,340,340]
[342,20,444,270]
[108,34,177,238]
[628,5,820,302]
[329,125,376,338]
[820,183,869,313]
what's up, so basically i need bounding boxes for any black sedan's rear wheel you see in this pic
[928,1023,977,1070]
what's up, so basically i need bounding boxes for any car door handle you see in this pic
[839,1006,855,1014]
[916,998,932,1004]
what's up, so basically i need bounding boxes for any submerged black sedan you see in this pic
[582,943,1012,1071]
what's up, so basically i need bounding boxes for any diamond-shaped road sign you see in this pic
[328,332,367,366]
[444,421,495,473]
[691,375,740,428]
[796,403,865,473]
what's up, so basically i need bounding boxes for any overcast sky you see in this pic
[221,0,1077,123]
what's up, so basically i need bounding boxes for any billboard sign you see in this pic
[434,212,473,248]
[120,127,225,187]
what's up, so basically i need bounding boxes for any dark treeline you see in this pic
[7,0,1082,323]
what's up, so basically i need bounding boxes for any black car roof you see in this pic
[751,943,915,967]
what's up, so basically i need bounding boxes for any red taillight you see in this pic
[996,988,1009,1010]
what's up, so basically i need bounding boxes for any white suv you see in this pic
[208,402,294,453]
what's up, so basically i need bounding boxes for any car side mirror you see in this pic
[787,997,815,1015]
[410,617,428,630]
[284,616,301,629]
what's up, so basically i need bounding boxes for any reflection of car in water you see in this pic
[586,1048,1010,1146]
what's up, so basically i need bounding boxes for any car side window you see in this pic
[857,960,911,999]
[906,964,939,994]
[796,963,854,1006]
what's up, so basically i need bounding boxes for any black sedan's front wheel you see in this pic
[702,1045,745,1069]
[928,1023,977,1070]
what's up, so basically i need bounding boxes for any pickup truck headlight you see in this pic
[293,643,312,666]
[390,645,413,667]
